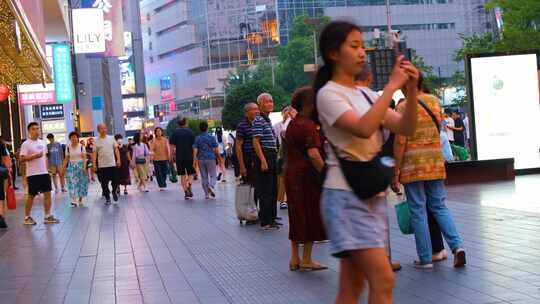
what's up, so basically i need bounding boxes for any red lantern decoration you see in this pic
[0,84,10,101]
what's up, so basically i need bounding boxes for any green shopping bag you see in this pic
[450,144,470,161]
[394,201,413,235]
[169,163,178,183]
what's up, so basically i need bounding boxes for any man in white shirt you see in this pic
[92,123,121,205]
[19,122,60,225]
[443,111,455,144]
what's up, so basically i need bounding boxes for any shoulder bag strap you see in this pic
[359,88,385,142]
[417,97,441,134]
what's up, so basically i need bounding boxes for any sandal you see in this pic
[300,263,328,272]
[289,263,300,271]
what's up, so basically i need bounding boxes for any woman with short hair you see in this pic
[63,132,89,207]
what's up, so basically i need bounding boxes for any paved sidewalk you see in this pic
[1,174,540,304]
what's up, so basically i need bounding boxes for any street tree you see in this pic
[221,80,288,130]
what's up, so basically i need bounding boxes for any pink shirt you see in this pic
[20,139,48,177]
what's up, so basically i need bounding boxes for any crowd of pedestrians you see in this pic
[0,19,469,304]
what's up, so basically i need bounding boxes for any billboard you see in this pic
[469,53,540,169]
[72,8,106,54]
[52,44,73,103]
[17,83,56,105]
[122,97,145,112]
[119,32,136,95]
[40,104,65,120]
[81,0,124,57]
[160,75,174,102]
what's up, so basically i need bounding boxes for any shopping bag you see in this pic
[394,201,413,234]
[440,131,454,162]
[6,183,16,210]
[451,144,470,161]
[169,163,178,183]
[235,183,258,223]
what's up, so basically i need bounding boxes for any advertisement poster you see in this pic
[471,53,540,169]
[81,0,124,57]
[119,32,136,95]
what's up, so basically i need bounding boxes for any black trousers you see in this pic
[97,167,119,200]
[154,161,169,188]
[254,150,277,227]
[428,209,445,252]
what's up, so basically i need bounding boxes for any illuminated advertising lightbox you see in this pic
[469,53,540,169]
[52,44,73,103]
[119,32,135,95]
[81,0,125,57]
[17,83,56,105]
[160,75,174,102]
[122,97,145,112]
[72,8,106,54]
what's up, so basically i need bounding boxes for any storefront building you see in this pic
[0,0,70,147]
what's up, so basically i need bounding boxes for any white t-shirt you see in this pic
[444,117,455,141]
[94,135,117,168]
[66,143,84,162]
[20,139,48,177]
[317,81,384,191]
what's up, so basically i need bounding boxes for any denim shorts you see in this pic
[321,188,388,258]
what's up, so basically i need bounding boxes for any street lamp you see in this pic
[304,18,322,68]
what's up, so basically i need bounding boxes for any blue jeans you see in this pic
[404,180,462,263]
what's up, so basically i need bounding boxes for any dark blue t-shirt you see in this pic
[169,127,195,161]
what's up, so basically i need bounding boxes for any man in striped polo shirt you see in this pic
[236,102,259,185]
[253,93,280,230]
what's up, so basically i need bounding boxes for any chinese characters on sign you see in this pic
[52,44,73,103]
[40,104,65,120]
[17,83,56,105]
[82,0,124,57]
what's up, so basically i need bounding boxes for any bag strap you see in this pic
[417,97,441,133]
[359,89,386,144]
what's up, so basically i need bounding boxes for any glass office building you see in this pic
[277,0,494,77]
[141,0,278,122]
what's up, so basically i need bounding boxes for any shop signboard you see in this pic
[81,0,125,57]
[40,104,65,120]
[52,44,73,103]
[17,83,56,105]
[72,8,106,54]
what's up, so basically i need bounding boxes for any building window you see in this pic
[147,13,151,21]
[147,27,152,36]
[149,42,153,50]
[149,56,154,63]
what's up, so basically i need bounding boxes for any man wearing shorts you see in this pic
[46,133,66,193]
[169,117,196,199]
[19,122,60,225]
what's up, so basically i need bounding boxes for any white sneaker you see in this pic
[414,261,434,269]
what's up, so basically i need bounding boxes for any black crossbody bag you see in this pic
[323,89,394,200]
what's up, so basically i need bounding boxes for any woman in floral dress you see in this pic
[62,132,89,207]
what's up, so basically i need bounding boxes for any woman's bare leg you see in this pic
[336,258,365,304]
[290,241,300,266]
[349,248,395,304]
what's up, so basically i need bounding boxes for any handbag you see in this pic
[135,144,147,164]
[327,141,393,200]
[169,163,178,183]
[6,174,16,210]
[0,166,8,180]
[324,89,393,199]
[394,201,413,234]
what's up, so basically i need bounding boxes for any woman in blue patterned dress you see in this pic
[62,132,89,207]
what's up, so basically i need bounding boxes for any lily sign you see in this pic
[72,8,106,54]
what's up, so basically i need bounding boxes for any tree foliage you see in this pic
[455,0,540,61]
[221,81,288,130]
[275,15,331,93]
